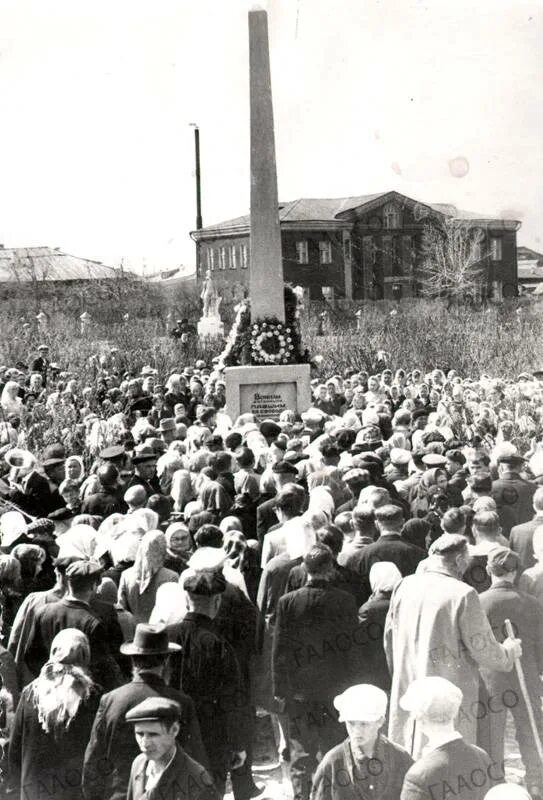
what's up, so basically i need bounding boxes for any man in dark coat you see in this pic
[30,344,50,386]
[10,555,124,689]
[399,676,495,800]
[81,463,126,517]
[83,624,208,800]
[355,504,426,580]
[7,464,53,519]
[273,545,364,800]
[256,461,299,545]
[509,486,543,570]
[22,560,120,690]
[311,684,412,800]
[285,524,370,606]
[125,447,161,498]
[478,547,543,797]
[124,698,218,800]
[168,570,249,799]
[491,452,536,537]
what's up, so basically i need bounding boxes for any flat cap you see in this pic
[497,451,525,465]
[260,420,282,439]
[487,546,519,574]
[334,684,387,722]
[342,468,367,483]
[125,697,181,724]
[272,460,299,476]
[183,570,226,596]
[422,453,447,468]
[100,445,125,460]
[65,560,103,579]
[390,448,411,467]
[400,677,463,720]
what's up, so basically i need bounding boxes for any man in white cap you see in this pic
[400,677,496,800]
[311,684,412,800]
[384,533,522,758]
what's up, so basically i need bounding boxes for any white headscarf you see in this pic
[369,562,402,595]
[56,525,97,559]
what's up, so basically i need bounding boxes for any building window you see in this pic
[391,237,402,275]
[208,248,216,271]
[490,237,503,261]
[219,246,228,270]
[230,245,238,269]
[362,235,375,267]
[319,240,332,265]
[383,203,401,229]
[322,286,334,301]
[296,240,309,264]
[343,236,351,261]
[241,244,248,269]
[472,239,482,262]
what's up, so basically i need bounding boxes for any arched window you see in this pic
[383,203,401,229]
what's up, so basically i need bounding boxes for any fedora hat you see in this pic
[120,623,181,656]
[132,445,158,464]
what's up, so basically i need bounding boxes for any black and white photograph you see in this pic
[0,1,542,798]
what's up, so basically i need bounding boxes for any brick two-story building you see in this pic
[190,190,521,301]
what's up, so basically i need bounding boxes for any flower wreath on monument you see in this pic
[218,285,310,368]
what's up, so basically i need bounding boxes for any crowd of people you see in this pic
[0,341,542,799]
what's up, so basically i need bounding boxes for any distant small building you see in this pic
[517,246,543,294]
[0,246,126,284]
[190,190,521,301]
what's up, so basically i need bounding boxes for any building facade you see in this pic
[190,191,521,301]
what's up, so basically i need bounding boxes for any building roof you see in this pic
[518,245,543,263]
[0,246,124,283]
[518,262,543,281]
[191,191,521,239]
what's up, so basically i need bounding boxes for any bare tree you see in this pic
[419,217,488,306]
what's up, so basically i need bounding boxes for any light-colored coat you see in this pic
[384,564,514,758]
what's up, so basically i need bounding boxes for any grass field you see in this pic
[1,297,541,382]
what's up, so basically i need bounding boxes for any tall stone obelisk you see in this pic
[248,6,285,323]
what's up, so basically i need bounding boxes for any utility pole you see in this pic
[190,123,202,230]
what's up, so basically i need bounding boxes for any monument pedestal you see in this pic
[197,317,224,338]
[225,363,311,422]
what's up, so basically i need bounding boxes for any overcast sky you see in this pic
[0,0,540,272]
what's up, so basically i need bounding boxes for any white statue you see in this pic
[80,311,91,336]
[200,271,222,319]
[36,311,48,332]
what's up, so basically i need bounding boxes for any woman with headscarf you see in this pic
[409,467,449,517]
[8,629,100,800]
[222,530,249,598]
[1,381,24,420]
[55,524,97,560]
[57,455,85,516]
[163,522,193,574]
[357,561,402,692]
[170,468,195,514]
[117,530,177,624]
